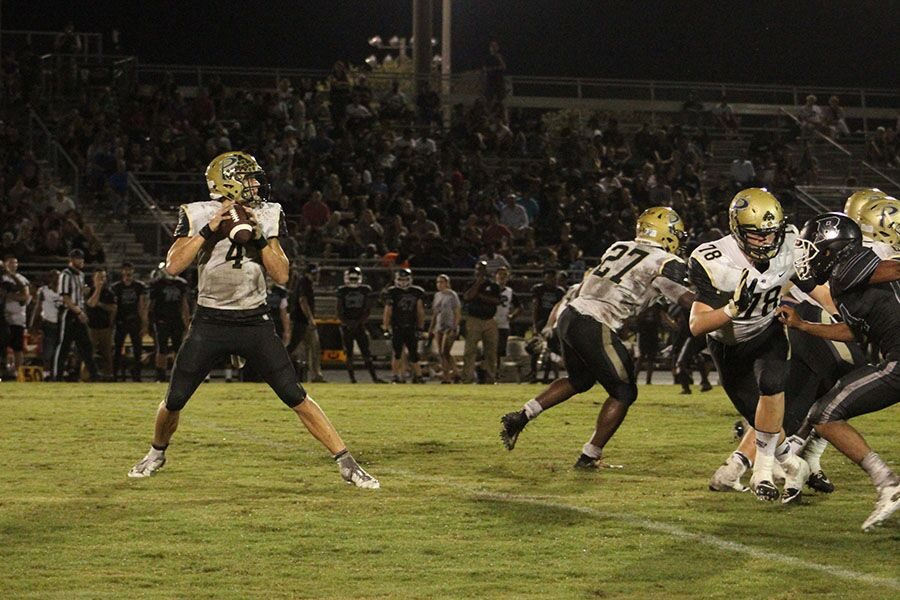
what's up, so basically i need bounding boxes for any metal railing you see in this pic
[37,53,138,101]
[27,109,80,199]
[0,29,104,56]
[126,173,175,257]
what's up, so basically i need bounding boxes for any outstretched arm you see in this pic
[869,259,900,285]
[777,305,856,342]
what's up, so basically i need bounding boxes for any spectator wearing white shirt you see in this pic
[478,243,511,275]
[798,94,825,136]
[498,193,529,236]
[31,270,61,378]
[729,150,756,188]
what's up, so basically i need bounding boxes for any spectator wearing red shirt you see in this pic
[482,213,512,248]
[301,191,331,228]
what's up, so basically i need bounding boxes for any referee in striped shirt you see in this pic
[54,249,99,381]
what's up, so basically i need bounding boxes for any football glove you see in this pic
[724,269,752,319]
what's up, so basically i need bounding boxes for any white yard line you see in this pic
[186,419,900,591]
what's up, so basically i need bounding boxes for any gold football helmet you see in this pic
[843,188,885,222]
[857,196,900,251]
[728,188,786,261]
[205,151,270,207]
[634,206,687,255]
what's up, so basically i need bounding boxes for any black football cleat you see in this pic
[751,478,780,502]
[500,410,529,451]
[573,454,599,470]
[807,470,835,493]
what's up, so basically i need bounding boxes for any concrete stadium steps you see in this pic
[82,211,150,267]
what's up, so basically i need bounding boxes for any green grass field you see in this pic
[1,382,897,599]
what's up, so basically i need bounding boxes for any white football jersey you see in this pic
[567,241,690,335]
[689,226,800,345]
[495,286,515,329]
[863,238,900,260]
[174,201,286,310]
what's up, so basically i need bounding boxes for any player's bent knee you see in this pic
[615,383,639,406]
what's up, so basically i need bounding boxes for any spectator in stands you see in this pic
[824,95,850,138]
[478,243,511,275]
[729,149,756,188]
[380,80,410,119]
[302,190,331,228]
[482,212,512,249]
[797,94,826,136]
[682,91,704,127]
[867,126,897,166]
[498,192,529,236]
[711,94,740,135]
[321,212,350,255]
[411,208,440,239]
[483,39,507,108]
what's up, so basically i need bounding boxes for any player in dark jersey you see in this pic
[709,298,866,496]
[127,151,378,489]
[112,262,148,382]
[382,268,426,383]
[527,269,565,383]
[148,271,190,382]
[780,212,900,529]
[337,267,382,383]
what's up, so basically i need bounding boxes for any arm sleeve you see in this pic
[689,257,728,308]
[653,258,692,304]
[173,206,191,238]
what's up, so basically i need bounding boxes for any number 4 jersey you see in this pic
[174,201,287,310]
[568,241,691,335]
[689,226,814,345]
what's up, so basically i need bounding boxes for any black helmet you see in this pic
[795,212,862,284]
[395,268,412,288]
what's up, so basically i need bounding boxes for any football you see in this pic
[221,203,254,245]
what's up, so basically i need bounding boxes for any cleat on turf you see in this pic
[807,470,835,494]
[708,460,749,493]
[700,382,713,392]
[750,472,780,502]
[574,454,599,470]
[500,410,529,451]
[781,456,810,505]
[862,482,900,531]
[128,450,166,478]
[338,456,380,490]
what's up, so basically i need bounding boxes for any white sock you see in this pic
[732,451,752,469]
[802,434,828,472]
[148,446,165,459]
[860,452,899,489]
[523,399,543,420]
[754,430,779,479]
[582,440,603,459]
[775,439,792,463]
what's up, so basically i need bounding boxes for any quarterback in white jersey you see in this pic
[689,188,834,503]
[500,207,693,469]
[127,151,379,489]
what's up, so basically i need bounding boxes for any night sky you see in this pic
[3,0,897,87]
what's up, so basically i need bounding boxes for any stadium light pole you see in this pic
[412,0,433,98]
[441,0,451,97]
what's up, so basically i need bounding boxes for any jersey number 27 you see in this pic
[592,245,649,283]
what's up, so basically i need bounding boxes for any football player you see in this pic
[147,267,190,382]
[112,262,148,382]
[780,212,900,529]
[127,151,379,489]
[382,268,426,384]
[337,267,382,383]
[688,188,835,502]
[856,195,899,260]
[709,295,866,496]
[527,269,566,383]
[500,207,694,468]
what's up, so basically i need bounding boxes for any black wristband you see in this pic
[252,236,268,250]
[199,224,213,239]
